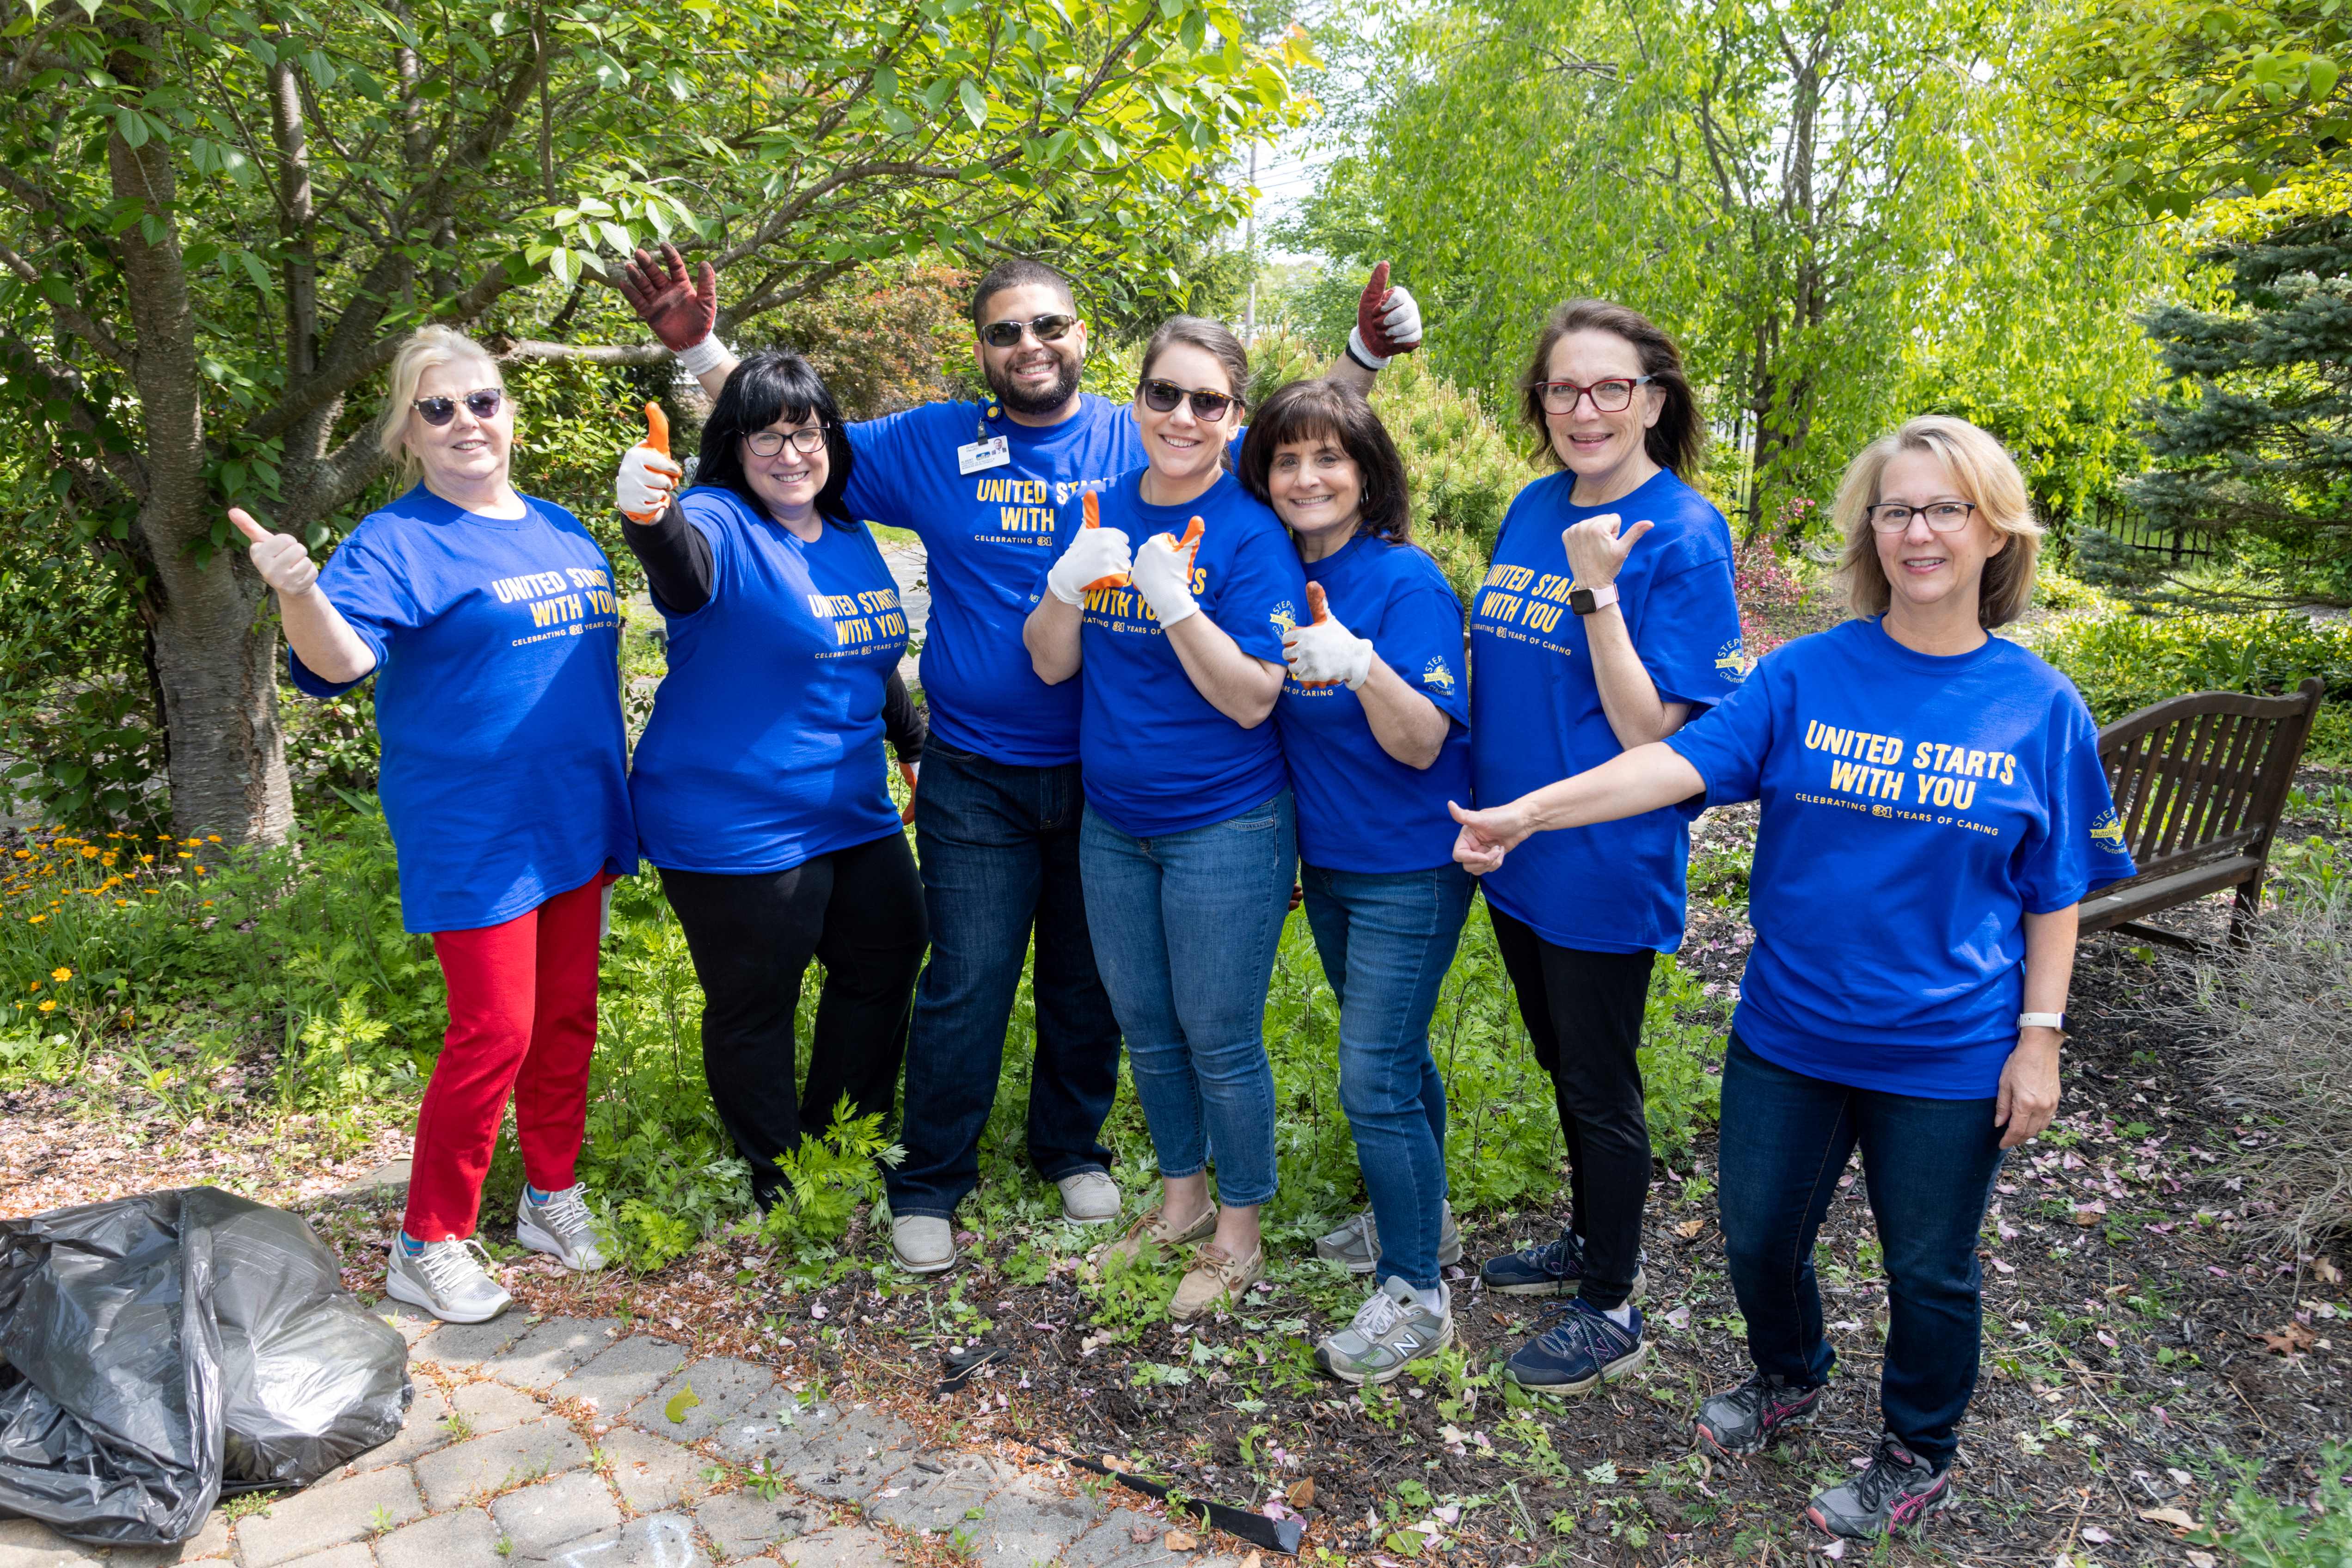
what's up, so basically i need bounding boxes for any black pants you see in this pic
[1489,906,1654,1310]
[659,833,928,1207]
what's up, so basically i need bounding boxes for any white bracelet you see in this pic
[676,335,733,378]
[2018,1011,2065,1032]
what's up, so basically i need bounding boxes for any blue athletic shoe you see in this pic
[1479,1229,1648,1301]
[1503,1296,1648,1393]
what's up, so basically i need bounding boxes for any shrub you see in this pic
[2165,888,2352,1251]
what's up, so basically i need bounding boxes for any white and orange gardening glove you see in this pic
[614,403,682,523]
[1130,515,1205,629]
[1284,582,1375,690]
[1347,261,1423,371]
[1047,490,1133,605]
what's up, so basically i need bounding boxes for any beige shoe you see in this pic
[1170,1241,1264,1321]
[1101,1200,1218,1267]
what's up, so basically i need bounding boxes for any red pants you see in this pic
[403,875,609,1241]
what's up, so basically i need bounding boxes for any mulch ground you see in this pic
[6,774,2349,1566]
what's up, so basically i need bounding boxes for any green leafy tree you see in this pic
[1288,0,2166,534]
[0,0,1305,843]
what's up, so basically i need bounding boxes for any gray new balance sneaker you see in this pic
[1316,1276,1453,1386]
[386,1236,512,1324]
[517,1183,608,1271]
[1313,1204,1463,1275]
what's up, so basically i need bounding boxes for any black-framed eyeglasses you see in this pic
[1139,379,1236,423]
[980,313,1078,349]
[745,426,828,457]
[1537,376,1653,414]
[1867,500,1978,533]
[412,389,505,426]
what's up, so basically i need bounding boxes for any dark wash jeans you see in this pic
[884,742,1122,1219]
[1716,1032,2007,1468]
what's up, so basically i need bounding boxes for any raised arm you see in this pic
[231,508,377,685]
[620,244,737,400]
[1449,741,1704,875]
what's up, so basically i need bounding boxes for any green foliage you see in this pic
[2023,606,2352,762]
[2200,1440,2352,1566]
[759,1100,902,1255]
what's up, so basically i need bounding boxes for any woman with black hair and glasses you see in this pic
[611,349,930,1210]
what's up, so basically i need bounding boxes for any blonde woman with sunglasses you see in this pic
[232,326,634,1324]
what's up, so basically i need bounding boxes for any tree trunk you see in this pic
[146,528,295,846]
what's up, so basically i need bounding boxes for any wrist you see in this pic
[676,334,731,377]
[1344,326,1389,372]
[2016,1026,2064,1053]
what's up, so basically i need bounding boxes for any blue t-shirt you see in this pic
[1275,534,1473,873]
[843,396,1144,766]
[1054,469,1307,837]
[289,486,634,934]
[629,487,911,873]
[1468,468,1744,952]
[1666,617,2138,1098]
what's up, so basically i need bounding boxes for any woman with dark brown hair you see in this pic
[1462,300,1744,1395]
[1232,378,1473,1383]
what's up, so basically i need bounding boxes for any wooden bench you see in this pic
[2080,677,2328,946]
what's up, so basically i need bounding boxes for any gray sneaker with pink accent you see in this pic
[1692,1371,1826,1457]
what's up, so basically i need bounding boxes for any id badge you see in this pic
[958,436,1010,474]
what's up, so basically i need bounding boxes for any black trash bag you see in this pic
[0,1188,412,1545]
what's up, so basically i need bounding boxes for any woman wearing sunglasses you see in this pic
[233,326,635,1323]
[1236,378,1476,1384]
[1023,317,1308,1320]
[1451,416,2134,1540]
[1463,300,1744,1395]
[612,351,929,1212]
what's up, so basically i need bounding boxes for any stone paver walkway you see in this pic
[0,1309,1249,1568]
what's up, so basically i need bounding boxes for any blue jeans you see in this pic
[1300,861,1474,1290]
[1716,1033,2006,1467]
[885,744,1123,1219]
[1079,793,1294,1209]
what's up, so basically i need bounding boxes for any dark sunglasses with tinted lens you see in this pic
[1139,379,1236,422]
[980,313,1078,349]
[412,389,505,426]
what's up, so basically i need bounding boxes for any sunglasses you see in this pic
[1139,379,1237,422]
[745,426,828,457]
[980,313,1078,349]
[412,389,506,426]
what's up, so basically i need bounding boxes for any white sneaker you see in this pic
[1056,1169,1121,1225]
[892,1214,956,1274]
[386,1236,512,1324]
[517,1183,608,1271]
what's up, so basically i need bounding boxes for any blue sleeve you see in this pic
[841,409,919,527]
[288,533,409,698]
[1215,523,1309,665]
[2017,696,2138,913]
[1662,652,1782,805]
[1373,581,1470,728]
[1637,553,1745,710]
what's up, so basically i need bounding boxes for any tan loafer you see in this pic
[1101,1200,1218,1268]
[1170,1240,1264,1321]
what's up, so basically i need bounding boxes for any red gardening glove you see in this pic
[620,242,718,353]
[1352,261,1423,363]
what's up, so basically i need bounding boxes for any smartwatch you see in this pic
[1568,582,1619,616]
[2017,1011,2066,1033]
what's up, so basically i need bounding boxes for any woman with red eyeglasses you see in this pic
[232,326,635,1324]
[1023,316,1309,1323]
[1458,300,1744,1396]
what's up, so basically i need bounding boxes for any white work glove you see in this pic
[1047,525,1132,606]
[1283,582,1376,690]
[228,507,318,596]
[1130,520,1203,629]
[1346,262,1424,371]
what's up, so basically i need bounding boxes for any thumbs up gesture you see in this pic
[229,507,319,598]
[615,403,683,523]
[1348,261,1423,370]
[1047,489,1133,605]
[1130,515,1204,629]
[1561,511,1652,589]
[1284,581,1376,690]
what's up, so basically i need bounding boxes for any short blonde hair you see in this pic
[1833,415,2043,628]
[376,327,505,484]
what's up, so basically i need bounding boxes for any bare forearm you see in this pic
[1519,742,1704,833]
[279,588,376,684]
[1167,616,1283,726]
[1584,606,1688,748]
[692,349,739,402]
[1355,659,1448,768]
[1324,353,1377,394]
[2020,905,2078,1036]
[1023,599,1084,685]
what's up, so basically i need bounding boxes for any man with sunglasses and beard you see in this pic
[621,246,1421,1274]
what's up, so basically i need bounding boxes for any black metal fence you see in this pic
[2082,494,2214,565]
